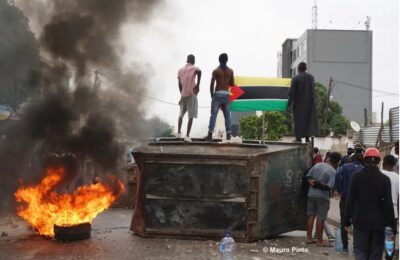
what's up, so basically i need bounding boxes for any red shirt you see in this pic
[313,154,323,165]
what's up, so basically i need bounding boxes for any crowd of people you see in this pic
[307,142,399,259]
[175,54,400,259]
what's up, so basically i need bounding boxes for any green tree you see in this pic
[144,117,175,138]
[240,111,288,141]
[314,83,350,136]
[283,82,349,137]
[239,115,262,140]
[160,126,175,137]
[0,1,41,110]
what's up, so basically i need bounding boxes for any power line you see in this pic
[334,80,399,96]
[373,94,399,98]
[96,72,211,109]
[98,72,178,106]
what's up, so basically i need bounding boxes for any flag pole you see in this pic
[262,111,265,144]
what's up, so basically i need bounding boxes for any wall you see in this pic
[281,136,352,155]
[307,30,373,124]
[280,30,373,124]
[290,31,308,76]
[281,39,293,78]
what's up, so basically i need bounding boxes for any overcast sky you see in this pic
[18,0,399,135]
[120,0,399,135]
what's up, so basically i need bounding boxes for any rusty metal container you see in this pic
[130,141,312,242]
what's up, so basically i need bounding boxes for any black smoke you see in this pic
[39,0,160,79]
[0,0,164,210]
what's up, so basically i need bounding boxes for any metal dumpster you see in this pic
[130,141,312,242]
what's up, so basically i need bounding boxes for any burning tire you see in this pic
[54,223,91,241]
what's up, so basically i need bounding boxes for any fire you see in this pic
[14,167,125,237]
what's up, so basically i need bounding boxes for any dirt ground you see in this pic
[0,208,360,260]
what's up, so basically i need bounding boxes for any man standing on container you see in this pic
[305,152,341,246]
[206,53,234,141]
[287,62,318,143]
[344,148,396,259]
[177,54,202,142]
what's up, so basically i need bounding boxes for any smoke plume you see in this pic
[0,0,164,210]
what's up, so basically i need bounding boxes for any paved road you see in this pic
[0,208,355,260]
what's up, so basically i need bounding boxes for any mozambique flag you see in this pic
[229,76,291,111]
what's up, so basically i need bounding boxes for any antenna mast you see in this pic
[312,0,318,29]
[364,16,371,31]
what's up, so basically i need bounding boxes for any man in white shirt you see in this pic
[381,154,399,221]
[381,154,399,259]
[391,141,399,173]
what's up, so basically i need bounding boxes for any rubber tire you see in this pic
[54,222,91,241]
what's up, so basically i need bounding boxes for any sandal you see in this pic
[306,239,317,244]
[317,241,333,247]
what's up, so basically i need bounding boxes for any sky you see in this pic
[17,0,399,136]
[120,0,399,135]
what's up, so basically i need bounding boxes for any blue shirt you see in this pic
[306,162,336,200]
[336,161,364,198]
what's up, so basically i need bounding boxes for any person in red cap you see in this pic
[344,148,396,259]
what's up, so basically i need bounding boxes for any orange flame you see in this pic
[14,167,125,237]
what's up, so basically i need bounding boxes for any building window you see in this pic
[292,49,296,62]
[301,40,307,54]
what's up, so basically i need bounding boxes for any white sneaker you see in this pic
[176,133,182,138]
[230,136,243,143]
[184,136,192,142]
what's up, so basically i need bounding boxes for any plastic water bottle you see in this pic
[385,227,395,257]
[220,229,235,260]
[334,225,343,251]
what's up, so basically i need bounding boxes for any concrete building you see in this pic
[278,29,373,125]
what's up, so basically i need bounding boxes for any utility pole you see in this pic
[364,16,371,31]
[380,102,384,129]
[389,109,393,142]
[323,77,333,135]
[364,108,368,127]
[261,112,268,144]
[375,102,384,147]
